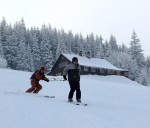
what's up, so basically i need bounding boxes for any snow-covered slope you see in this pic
[0,68,150,128]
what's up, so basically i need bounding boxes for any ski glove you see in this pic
[63,75,67,80]
[46,79,49,82]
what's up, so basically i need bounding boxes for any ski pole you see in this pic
[49,79,65,81]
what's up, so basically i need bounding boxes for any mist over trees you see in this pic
[0,17,150,86]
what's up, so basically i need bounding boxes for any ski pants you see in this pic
[68,81,81,100]
[26,79,42,94]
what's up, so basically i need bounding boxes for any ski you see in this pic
[44,95,55,98]
[65,100,87,106]
[76,102,87,106]
[5,91,55,98]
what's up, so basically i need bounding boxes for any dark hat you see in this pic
[72,57,78,62]
[40,66,46,71]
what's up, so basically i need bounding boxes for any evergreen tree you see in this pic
[56,29,70,58]
[26,41,34,71]
[104,40,111,58]
[15,18,30,71]
[6,27,18,69]
[95,35,104,59]
[109,35,118,51]
[0,17,7,57]
[28,27,41,70]
[129,30,145,69]
[146,56,150,69]
[89,33,95,58]
[51,28,58,62]
[118,43,129,53]
[85,35,92,58]
[147,68,150,86]
[0,33,4,57]
[78,34,86,56]
[136,67,148,86]
[40,24,53,69]
[107,51,139,80]
[0,55,7,68]
[72,33,79,54]
[65,31,72,54]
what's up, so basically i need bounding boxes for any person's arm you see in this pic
[35,71,49,82]
[41,73,49,82]
[63,65,69,80]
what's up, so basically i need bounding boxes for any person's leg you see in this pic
[33,83,42,94]
[68,81,76,101]
[26,80,36,93]
[75,81,81,101]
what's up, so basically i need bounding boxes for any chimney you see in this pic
[79,51,82,56]
[86,51,91,59]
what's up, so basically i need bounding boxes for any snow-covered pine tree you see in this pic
[146,56,150,69]
[50,28,58,63]
[28,27,41,70]
[88,33,95,58]
[39,24,53,69]
[0,55,7,68]
[26,41,34,72]
[0,32,4,57]
[0,17,7,57]
[145,56,150,86]
[129,30,145,69]
[77,34,86,56]
[71,33,79,54]
[56,29,70,59]
[94,35,104,59]
[147,68,150,86]
[104,40,112,59]
[5,26,19,69]
[118,43,129,53]
[65,30,72,54]
[107,51,139,81]
[15,18,30,71]
[136,67,148,86]
[85,35,92,58]
[109,35,118,52]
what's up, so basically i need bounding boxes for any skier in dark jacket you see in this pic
[63,57,81,103]
[26,66,49,94]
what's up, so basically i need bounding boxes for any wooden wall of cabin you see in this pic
[49,55,70,76]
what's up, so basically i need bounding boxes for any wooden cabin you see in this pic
[47,53,129,77]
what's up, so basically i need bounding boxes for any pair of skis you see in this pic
[44,95,55,98]
[5,91,87,106]
[67,101,87,106]
[5,91,55,99]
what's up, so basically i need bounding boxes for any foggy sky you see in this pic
[0,0,150,56]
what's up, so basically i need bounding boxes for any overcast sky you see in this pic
[0,0,150,56]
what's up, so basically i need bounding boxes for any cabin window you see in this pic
[91,68,96,72]
[100,68,105,74]
[84,67,89,71]
[124,72,129,77]
[107,69,115,75]
[116,71,121,75]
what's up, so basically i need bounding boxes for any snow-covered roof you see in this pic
[62,53,127,71]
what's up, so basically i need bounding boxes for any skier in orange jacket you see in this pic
[26,66,49,94]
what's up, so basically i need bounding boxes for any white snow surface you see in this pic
[62,53,126,71]
[0,68,150,128]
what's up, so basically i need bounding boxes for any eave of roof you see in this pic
[62,53,128,71]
